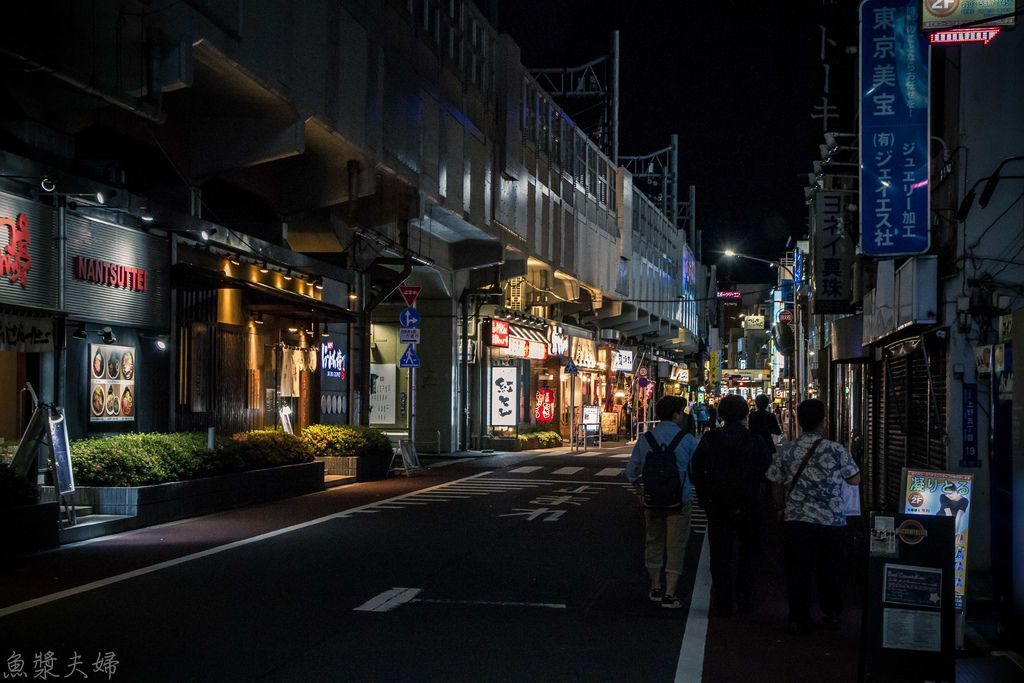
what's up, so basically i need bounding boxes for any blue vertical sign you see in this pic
[859,0,930,256]
[960,383,980,468]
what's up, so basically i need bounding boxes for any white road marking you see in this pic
[353,587,423,612]
[551,467,583,475]
[610,454,631,459]
[412,598,566,609]
[675,535,711,682]
[0,472,493,619]
[509,466,542,473]
[595,468,625,477]
[481,478,633,487]
[426,458,473,468]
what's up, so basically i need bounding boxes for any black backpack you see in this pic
[641,431,686,508]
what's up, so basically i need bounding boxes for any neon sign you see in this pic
[929,27,1001,45]
[717,291,742,300]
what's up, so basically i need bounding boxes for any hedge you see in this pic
[223,429,313,470]
[515,431,562,448]
[301,424,392,460]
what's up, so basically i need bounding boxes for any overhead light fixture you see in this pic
[96,191,106,204]
[348,292,358,300]
[40,177,55,192]
[283,270,293,281]
[253,312,265,325]
[156,339,167,350]
[230,257,241,266]
[72,322,87,340]
[99,327,116,344]
[140,208,154,222]
[315,280,324,291]
[287,326,299,333]
[201,228,217,241]
[259,261,270,274]
[321,329,330,338]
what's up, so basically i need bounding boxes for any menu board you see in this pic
[89,343,136,423]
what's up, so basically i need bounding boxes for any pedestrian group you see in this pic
[626,393,860,633]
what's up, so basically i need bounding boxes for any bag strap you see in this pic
[644,431,660,452]
[787,436,824,500]
[666,430,687,453]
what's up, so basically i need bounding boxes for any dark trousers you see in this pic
[707,513,761,612]
[783,520,846,625]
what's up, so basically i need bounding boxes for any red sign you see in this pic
[73,256,147,292]
[399,285,421,307]
[930,27,1001,45]
[778,309,794,324]
[1,213,31,288]
[535,388,555,422]
[489,319,510,348]
[637,366,649,378]
[717,291,742,300]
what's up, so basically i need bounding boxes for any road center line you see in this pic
[0,472,493,619]
[675,535,711,682]
[353,587,423,612]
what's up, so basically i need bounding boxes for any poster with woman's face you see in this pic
[89,343,136,423]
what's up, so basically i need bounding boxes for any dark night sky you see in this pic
[497,1,837,283]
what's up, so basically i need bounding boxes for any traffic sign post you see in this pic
[778,309,794,325]
[399,307,421,328]
[399,285,421,307]
[399,344,420,368]
[398,286,422,455]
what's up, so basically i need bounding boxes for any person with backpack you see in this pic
[695,402,710,433]
[766,398,860,634]
[688,394,772,617]
[625,395,698,609]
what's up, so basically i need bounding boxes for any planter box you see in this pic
[357,453,392,482]
[42,461,324,529]
[316,456,359,476]
[0,502,59,555]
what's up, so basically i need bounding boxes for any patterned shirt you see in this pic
[766,433,859,527]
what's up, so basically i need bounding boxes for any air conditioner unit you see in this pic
[598,329,621,341]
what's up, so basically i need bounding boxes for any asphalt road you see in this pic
[2,446,707,682]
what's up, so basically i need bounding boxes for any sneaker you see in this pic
[661,594,683,609]
[648,587,664,603]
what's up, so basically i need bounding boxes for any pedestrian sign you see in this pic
[399,307,421,328]
[399,344,420,368]
[564,359,579,375]
[399,285,421,307]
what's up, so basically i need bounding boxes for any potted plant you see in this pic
[301,425,393,481]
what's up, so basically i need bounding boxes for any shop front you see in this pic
[173,241,354,436]
[64,210,172,439]
[482,316,551,435]
[563,335,601,439]
[0,192,59,457]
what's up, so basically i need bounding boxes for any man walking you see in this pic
[748,394,783,453]
[626,396,698,609]
[689,394,772,616]
[766,398,860,633]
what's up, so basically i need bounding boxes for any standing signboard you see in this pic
[48,408,75,496]
[490,366,518,426]
[863,512,955,681]
[859,0,930,256]
[582,406,600,433]
[902,469,973,610]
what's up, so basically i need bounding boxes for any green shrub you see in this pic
[515,431,562,448]
[536,431,563,448]
[301,424,392,460]
[224,429,312,470]
[72,433,214,487]
[0,463,38,507]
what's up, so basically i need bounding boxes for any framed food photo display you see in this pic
[89,343,137,423]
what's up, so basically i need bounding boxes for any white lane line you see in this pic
[353,587,423,612]
[412,598,566,609]
[675,535,711,682]
[595,468,625,477]
[0,471,493,619]
[509,466,543,473]
[426,459,473,468]
[551,467,584,475]
[480,478,633,487]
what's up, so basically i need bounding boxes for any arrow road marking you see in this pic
[353,587,423,612]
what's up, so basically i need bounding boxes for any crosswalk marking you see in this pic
[595,467,624,477]
[509,466,542,473]
[610,454,631,459]
[551,467,583,475]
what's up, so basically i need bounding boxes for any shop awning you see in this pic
[509,324,547,345]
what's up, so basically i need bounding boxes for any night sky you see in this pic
[498,1,838,283]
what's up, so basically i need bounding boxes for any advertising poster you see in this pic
[883,564,942,608]
[48,408,75,495]
[582,406,600,432]
[902,469,973,609]
[535,388,555,423]
[89,343,136,423]
[490,366,518,426]
[369,363,396,425]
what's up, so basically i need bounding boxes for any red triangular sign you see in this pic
[399,285,421,307]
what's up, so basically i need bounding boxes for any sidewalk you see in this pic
[699,517,863,683]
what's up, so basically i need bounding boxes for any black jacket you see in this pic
[688,422,772,519]
[748,410,782,453]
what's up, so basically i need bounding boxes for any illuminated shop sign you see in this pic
[548,327,570,356]
[73,256,147,292]
[612,349,634,372]
[717,291,742,300]
[929,27,1001,44]
[1,213,31,288]
[489,319,510,347]
[571,338,598,369]
[321,341,347,379]
[508,336,548,360]
[535,388,555,422]
[921,0,1015,30]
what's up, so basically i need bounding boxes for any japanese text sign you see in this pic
[535,388,555,422]
[921,0,1016,29]
[813,191,856,314]
[490,366,517,426]
[902,469,973,610]
[860,0,931,256]
[960,384,980,468]
[489,319,510,348]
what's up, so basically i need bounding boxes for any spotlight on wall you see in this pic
[72,322,87,340]
[253,312,265,325]
[315,279,325,291]
[259,261,270,274]
[140,206,155,222]
[201,228,217,241]
[156,339,167,350]
[40,177,55,192]
[99,327,116,344]
[283,270,293,281]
